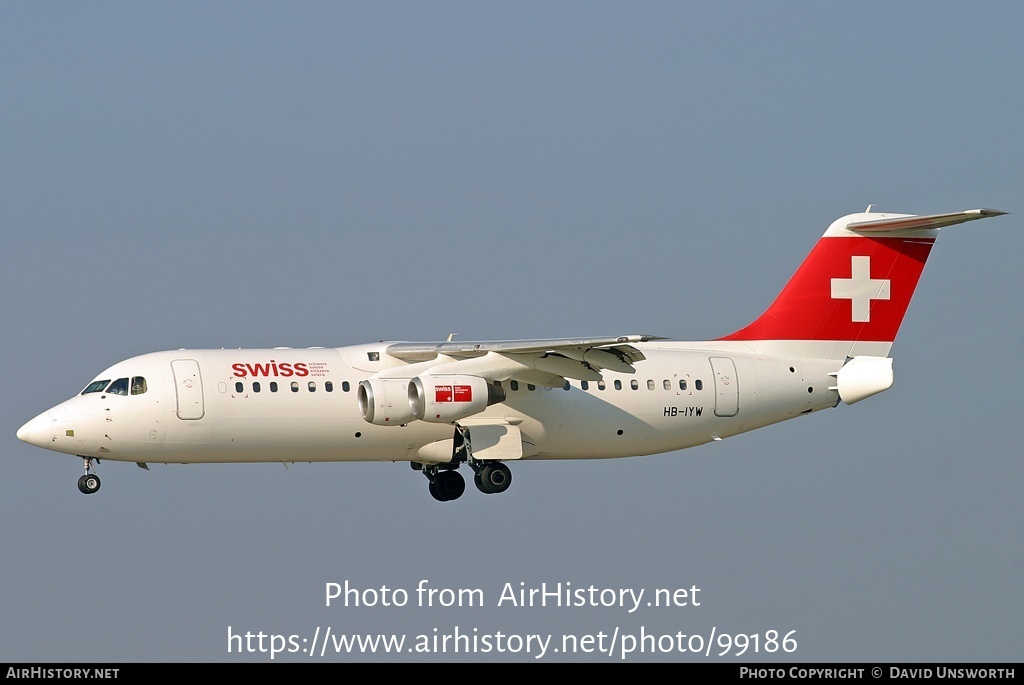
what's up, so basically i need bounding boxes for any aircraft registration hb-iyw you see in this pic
[18,207,1007,501]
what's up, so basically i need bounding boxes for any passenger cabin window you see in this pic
[630,380,639,390]
[291,382,299,393]
[107,378,130,396]
[82,380,111,395]
[663,380,671,390]
[695,380,703,391]
[235,382,244,393]
[325,381,334,392]
[614,380,622,390]
[253,382,261,393]
[308,381,316,392]
[131,377,147,395]
[648,380,656,390]
[510,380,519,391]
[342,381,350,392]
[270,382,278,392]
[581,381,589,391]
[679,380,687,391]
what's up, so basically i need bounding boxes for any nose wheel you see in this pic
[77,458,101,494]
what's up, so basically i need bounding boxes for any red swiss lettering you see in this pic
[230,361,315,377]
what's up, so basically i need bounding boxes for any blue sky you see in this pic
[2,2,1021,662]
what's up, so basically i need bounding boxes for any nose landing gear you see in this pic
[77,457,100,494]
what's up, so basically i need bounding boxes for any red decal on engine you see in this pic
[434,384,472,403]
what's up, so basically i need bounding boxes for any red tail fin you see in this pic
[718,209,1006,359]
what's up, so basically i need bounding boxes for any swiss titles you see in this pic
[231,361,310,378]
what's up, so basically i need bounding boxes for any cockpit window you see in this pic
[131,377,148,395]
[106,378,130,395]
[81,380,111,395]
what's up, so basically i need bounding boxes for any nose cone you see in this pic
[17,411,52,448]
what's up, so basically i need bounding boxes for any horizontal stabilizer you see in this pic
[845,209,1007,233]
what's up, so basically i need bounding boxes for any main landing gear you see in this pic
[413,423,516,501]
[414,460,513,502]
[473,461,512,495]
[427,467,466,502]
[77,457,101,495]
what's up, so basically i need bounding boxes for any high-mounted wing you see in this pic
[385,335,659,360]
[380,335,663,386]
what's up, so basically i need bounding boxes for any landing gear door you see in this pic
[464,422,524,461]
[710,357,739,417]
[171,359,205,420]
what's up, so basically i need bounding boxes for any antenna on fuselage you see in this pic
[446,333,458,342]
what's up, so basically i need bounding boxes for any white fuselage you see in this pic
[23,343,843,466]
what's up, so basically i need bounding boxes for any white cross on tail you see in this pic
[831,255,891,322]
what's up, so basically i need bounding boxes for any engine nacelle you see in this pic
[409,375,505,423]
[358,378,416,425]
[835,356,894,405]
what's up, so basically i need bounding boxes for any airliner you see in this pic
[17,207,1007,501]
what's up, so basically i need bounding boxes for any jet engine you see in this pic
[409,375,506,423]
[358,378,416,425]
